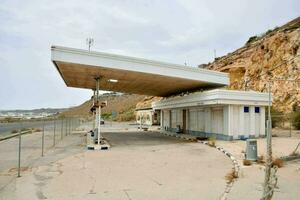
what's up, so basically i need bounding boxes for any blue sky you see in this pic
[0,0,299,110]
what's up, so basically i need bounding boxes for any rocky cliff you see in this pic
[202,17,300,113]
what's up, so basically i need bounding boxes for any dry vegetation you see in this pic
[225,169,238,183]
[208,137,216,147]
[243,160,252,166]
[272,158,284,168]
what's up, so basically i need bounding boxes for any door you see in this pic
[183,109,186,133]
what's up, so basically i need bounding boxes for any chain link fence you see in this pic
[0,117,82,179]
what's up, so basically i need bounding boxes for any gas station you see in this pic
[51,45,270,148]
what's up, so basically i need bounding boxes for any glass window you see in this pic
[244,106,249,113]
[255,107,260,113]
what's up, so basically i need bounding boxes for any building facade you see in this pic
[152,89,270,140]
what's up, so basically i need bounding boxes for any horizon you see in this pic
[0,0,299,110]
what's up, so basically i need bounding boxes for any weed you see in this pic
[243,160,252,166]
[272,158,284,168]
[208,137,216,147]
[11,129,19,133]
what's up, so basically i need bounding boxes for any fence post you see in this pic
[289,118,292,137]
[17,130,22,177]
[61,118,63,140]
[42,118,45,157]
[65,118,68,136]
[53,119,56,146]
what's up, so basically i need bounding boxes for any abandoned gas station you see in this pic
[51,46,270,143]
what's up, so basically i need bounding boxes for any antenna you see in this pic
[214,49,216,59]
[86,37,94,52]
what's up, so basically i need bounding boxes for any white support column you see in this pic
[239,106,244,138]
[260,107,266,137]
[95,77,101,145]
[205,107,211,133]
[224,105,230,136]
[160,110,164,128]
[249,106,255,137]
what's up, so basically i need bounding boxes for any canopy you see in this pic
[51,46,229,97]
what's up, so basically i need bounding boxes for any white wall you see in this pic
[171,109,183,128]
[161,104,266,139]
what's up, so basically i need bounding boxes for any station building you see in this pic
[152,89,269,140]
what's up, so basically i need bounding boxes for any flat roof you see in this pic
[51,46,229,97]
[152,89,271,109]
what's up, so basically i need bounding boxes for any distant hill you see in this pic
[0,108,66,114]
[61,93,146,121]
[202,17,300,113]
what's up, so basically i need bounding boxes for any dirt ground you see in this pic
[217,137,300,200]
[0,122,232,200]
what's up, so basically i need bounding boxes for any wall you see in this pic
[228,105,266,139]
[161,104,266,140]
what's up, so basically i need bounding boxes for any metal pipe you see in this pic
[17,129,22,177]
[61,118,63,140]
[262,81,273,199]
[53,119,56,146]
[42,118,45,157]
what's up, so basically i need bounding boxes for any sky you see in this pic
[0,0,299,110]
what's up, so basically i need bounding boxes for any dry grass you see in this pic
[208,137,216,147]
[257,155,265,164]
[272,158,284,168]
[225,169,238,183]
[243,159,252,166]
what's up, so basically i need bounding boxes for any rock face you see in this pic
[203,17,300,113]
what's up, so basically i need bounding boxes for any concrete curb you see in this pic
[198,141,240,200]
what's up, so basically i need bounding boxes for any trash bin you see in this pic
[246,139,257,161]
[175,125,182,133]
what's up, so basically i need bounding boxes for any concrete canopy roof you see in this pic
[51,46,229,97]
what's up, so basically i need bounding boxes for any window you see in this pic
[255,107,260,113]
[244,106,249,113]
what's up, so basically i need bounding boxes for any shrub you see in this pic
[208,137,216,147]
[243,160,252,166]
[11,129,19,133]
[291,109,300,130]
[272,158,284,168]
[269,108,284,128]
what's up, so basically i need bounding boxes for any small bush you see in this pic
[208,137,216,147]
[291,109,300,130]
[270,108,284,128]
[272,158,284,168]
[34,128,42,132]
[243,160,252,166]
[11,129,19,133]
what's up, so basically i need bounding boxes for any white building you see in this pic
[153,89,270,140]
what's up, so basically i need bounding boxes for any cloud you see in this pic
[0,0,299,109]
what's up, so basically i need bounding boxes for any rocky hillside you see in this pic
[61,93,145,120]
[202,17,300,113]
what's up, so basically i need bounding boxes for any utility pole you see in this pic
[262,81,273,199]
[86,37,94,52]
